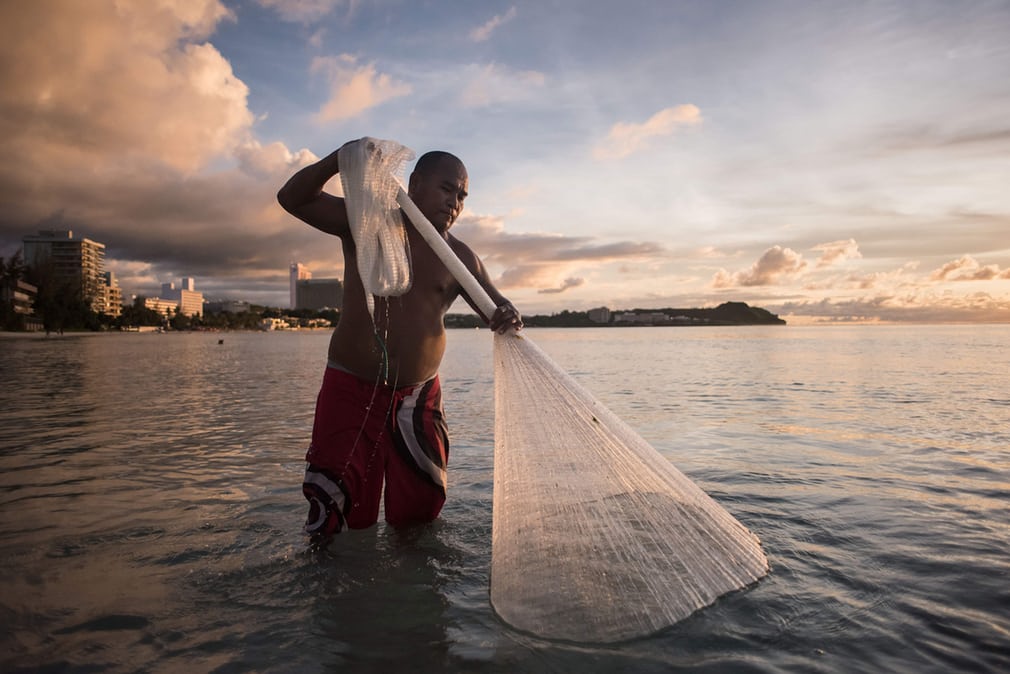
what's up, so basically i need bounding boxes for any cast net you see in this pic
[338,138,416,305]
[491,333,768,642]
[357,138,768,643]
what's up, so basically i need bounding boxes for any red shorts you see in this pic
[302,366,449,536]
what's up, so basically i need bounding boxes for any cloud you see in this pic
[773,292,1010,323]
[451,214,667,290]
[453,215,666,264]
[311,54,412,122]
[712,246,808,288]
[929,255,1010,281]
[538,277,585,294]
[0,1,333,304]
[308,28,327,48]
[235,140,317,178]
[874,124,1010,156]
[458,63,545,108]
[0,1,249,174]
[813,238,861,268]
[593,105,702,160]
[801,262,920,292]
[470,6,517,42]
[691,246,735,260]
[257,0,347,23]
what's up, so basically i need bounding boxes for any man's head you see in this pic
[408,151,468,232]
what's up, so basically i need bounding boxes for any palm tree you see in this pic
[1,249,26,284]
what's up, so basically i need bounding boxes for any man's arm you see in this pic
[451,238,523,334]
[276,146,350,238]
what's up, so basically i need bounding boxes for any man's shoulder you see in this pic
[446,233,477,258]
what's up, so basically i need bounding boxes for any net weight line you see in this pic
[396,183,769,643]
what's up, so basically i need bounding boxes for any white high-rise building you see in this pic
[159,279,204,317]
[290,263,311,308]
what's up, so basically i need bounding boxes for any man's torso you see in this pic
[328,226,463,385]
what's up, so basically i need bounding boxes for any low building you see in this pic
[587,307,611,324]
[159,278,204,317]
[613,311,670,325]
[1,278,43,330]
[144,297,178,317]
[260,317,290,331]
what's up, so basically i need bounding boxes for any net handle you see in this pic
[396,185,499,320]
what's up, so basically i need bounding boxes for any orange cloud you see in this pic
[929,255,1010,281]
[0,1,250,173]
[311,55,411,122]
[593,105,702,160]
[712,245,808,288]
[470,6,517,42]
[775,292,1010,323]
[813,238,861,268]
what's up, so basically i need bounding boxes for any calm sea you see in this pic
[1,326,1008,673]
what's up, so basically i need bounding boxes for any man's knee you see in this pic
[384,488,445,528]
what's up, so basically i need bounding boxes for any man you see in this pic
[277,139,522,544]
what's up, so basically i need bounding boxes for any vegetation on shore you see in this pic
[446,302,786,328]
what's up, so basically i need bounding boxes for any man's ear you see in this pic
[407,171,418,195]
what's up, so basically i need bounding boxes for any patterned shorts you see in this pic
[302,365,449,538]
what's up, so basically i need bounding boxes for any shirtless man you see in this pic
[277,139,522,543]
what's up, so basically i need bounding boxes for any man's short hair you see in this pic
[413,151,463,177]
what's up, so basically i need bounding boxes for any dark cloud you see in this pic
[552,242,666,261]
[449,214,669,291]
[538,277,585,294]
[453,216,666,263]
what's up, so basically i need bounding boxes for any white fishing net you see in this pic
[353,138,769,643]
[338,138,416,303]
[491,332,769,642]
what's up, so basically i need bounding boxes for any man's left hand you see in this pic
[490,303,523,334]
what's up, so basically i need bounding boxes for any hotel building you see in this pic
[22,229,122,317]
[147,277,204,317]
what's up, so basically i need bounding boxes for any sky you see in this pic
[1,0,1009,323]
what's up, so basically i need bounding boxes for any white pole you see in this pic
[396,186,499,320]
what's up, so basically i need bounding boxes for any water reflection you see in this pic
[2,328,1009,672]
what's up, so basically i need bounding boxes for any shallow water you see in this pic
[1,325,1008,672]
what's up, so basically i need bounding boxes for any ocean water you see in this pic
[1,325,1008,673]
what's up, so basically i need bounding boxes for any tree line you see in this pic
[1,250,340,332]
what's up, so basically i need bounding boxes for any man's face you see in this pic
[409,159,469,232]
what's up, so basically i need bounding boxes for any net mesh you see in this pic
[491,332,769,642]
[338,138,416,303]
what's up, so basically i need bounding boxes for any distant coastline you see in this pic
[445,301,786,329]
[1,301,785,335]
